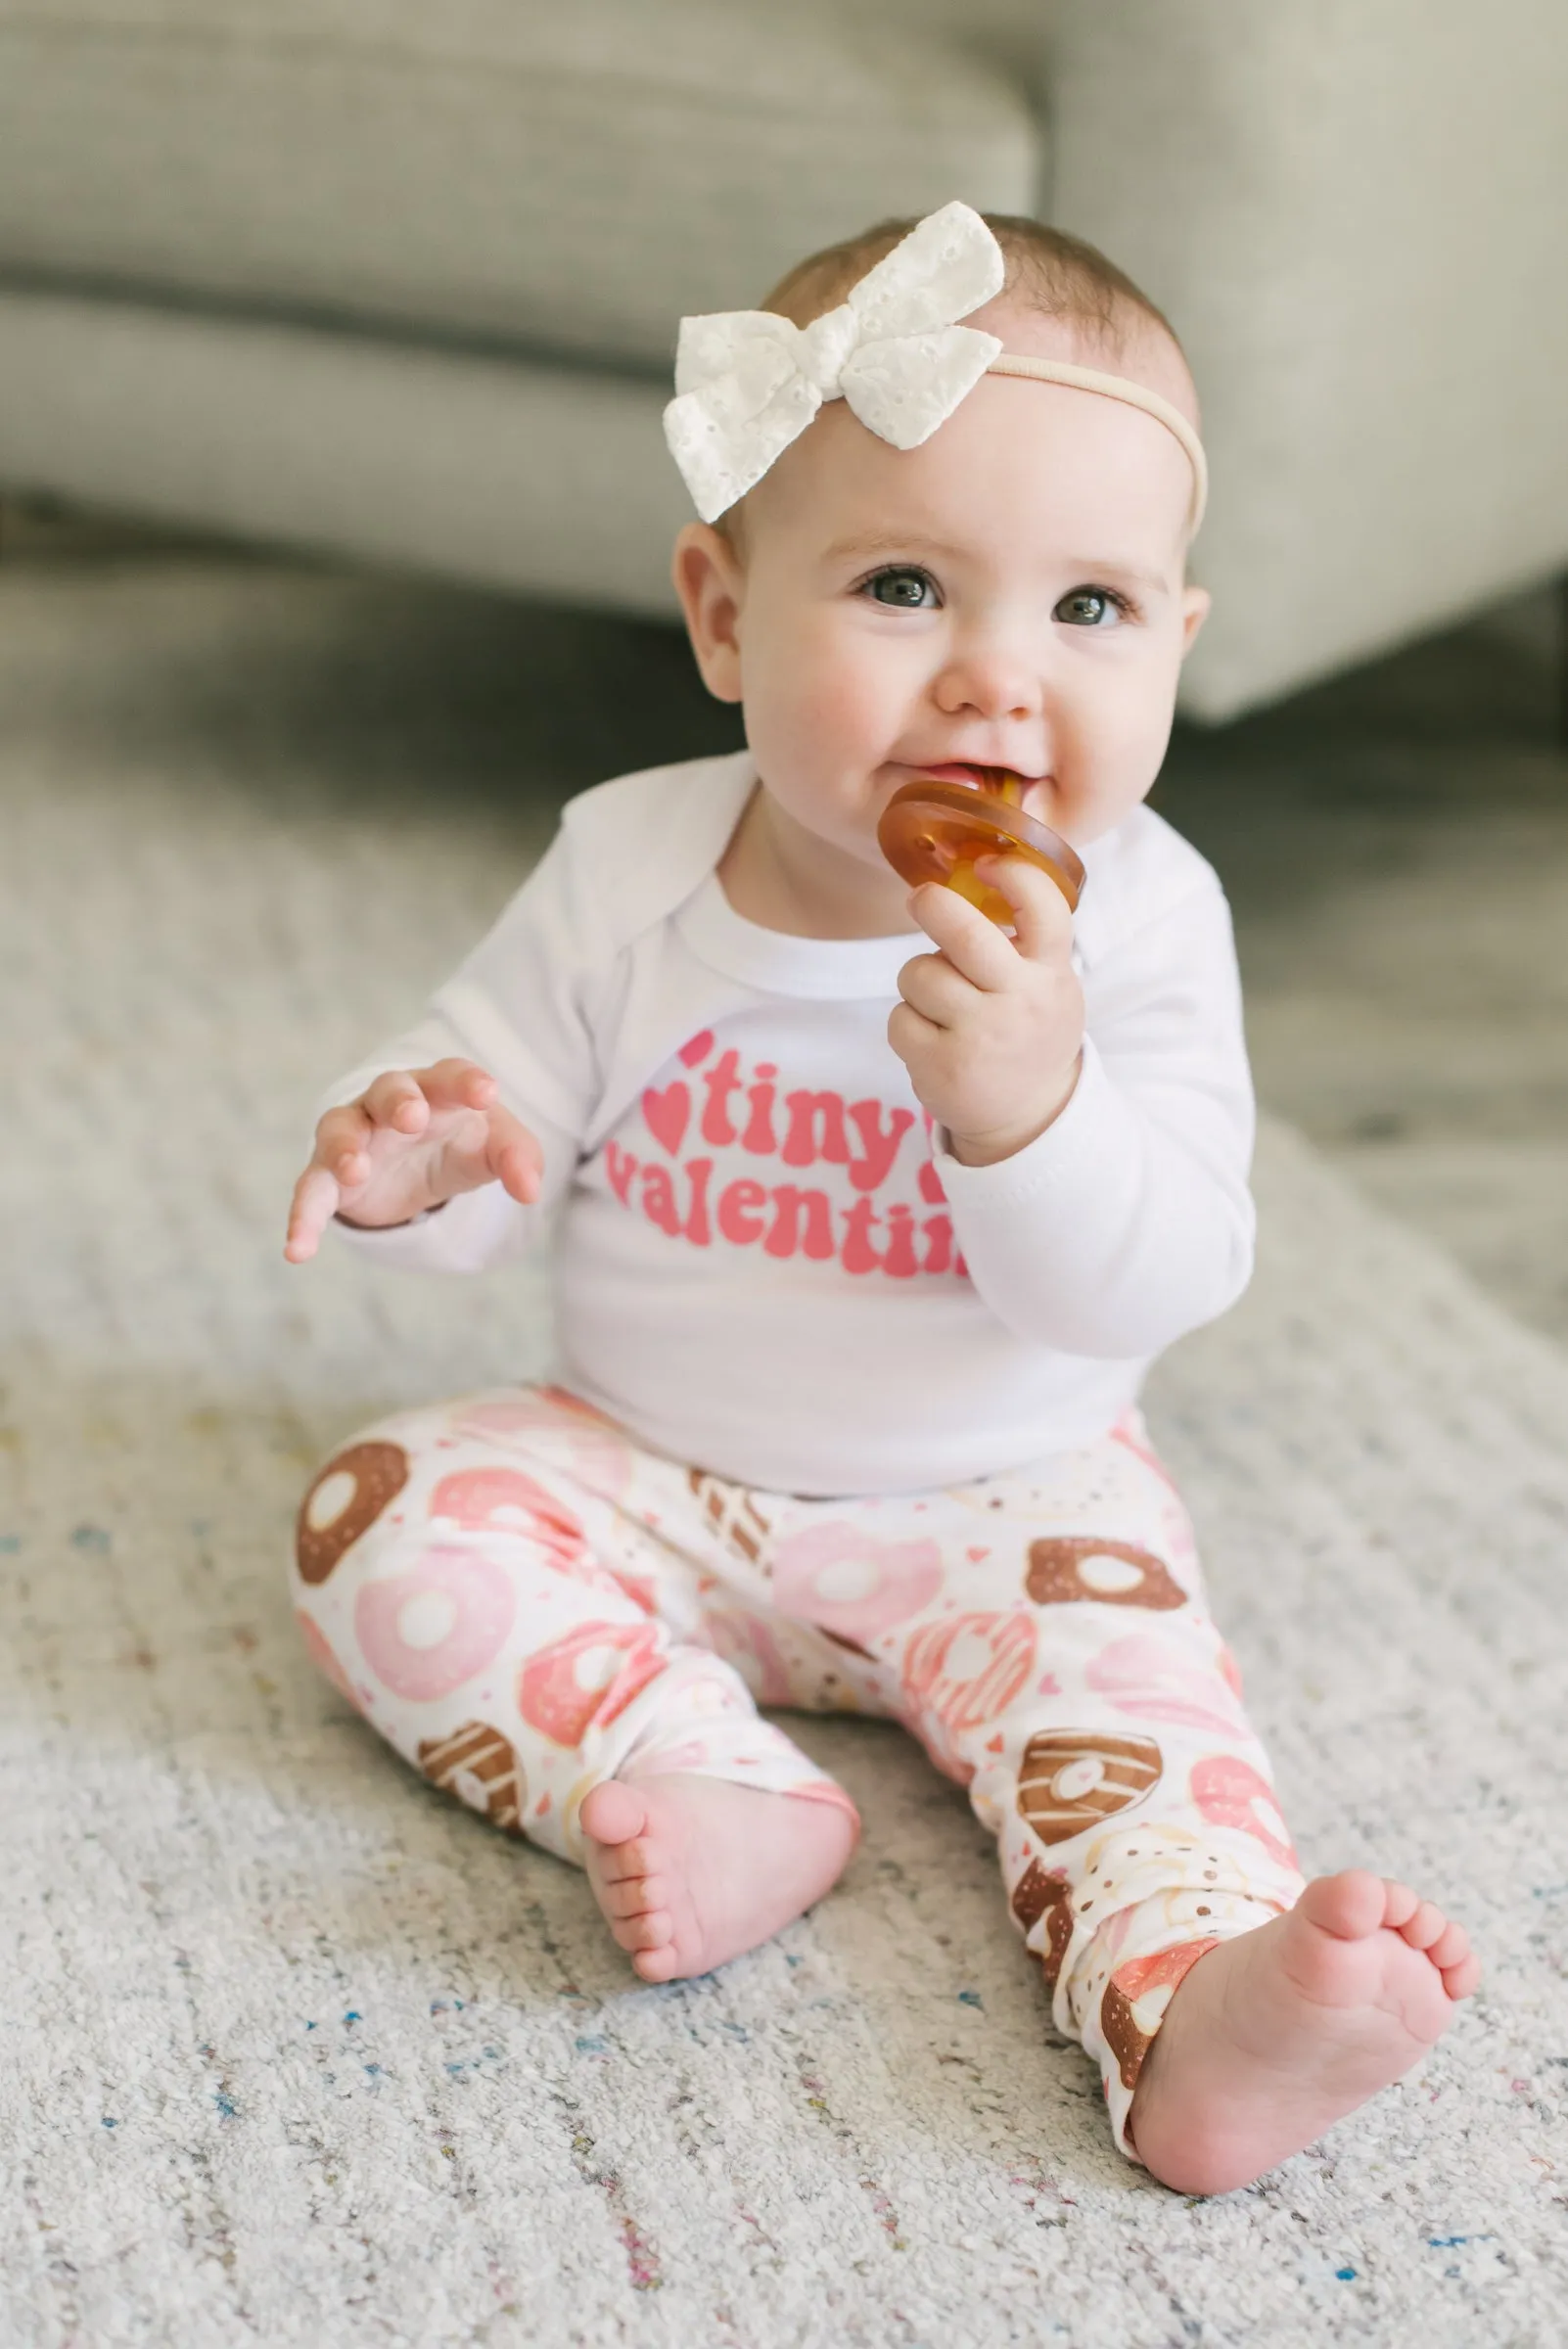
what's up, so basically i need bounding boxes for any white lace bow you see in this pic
[664,201,1006,523]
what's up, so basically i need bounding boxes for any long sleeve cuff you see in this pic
[933,1038,1254,1358]
[328,1178,534,1274]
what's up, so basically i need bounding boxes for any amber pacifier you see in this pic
[877,773,1085,926]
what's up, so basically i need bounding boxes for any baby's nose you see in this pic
[934,643,1043,721]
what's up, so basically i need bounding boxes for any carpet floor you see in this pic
[3,560,1567,2347]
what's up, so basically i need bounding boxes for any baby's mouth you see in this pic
[906,761,1037,806]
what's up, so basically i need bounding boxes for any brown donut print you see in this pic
[417,1721,527,1836]
[1100,1939,1220,2090]
[1026,1539,1184,1612]
[1010,1859,1076,1987]
[296,1441,409,1586]
[1016,1729,1163,1846]
[687,1469,772,1563]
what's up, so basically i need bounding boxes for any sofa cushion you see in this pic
[0,0,1042,370]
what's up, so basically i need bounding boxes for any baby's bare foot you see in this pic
[580,1773,858,1984]
[1128,1869,1481,2196]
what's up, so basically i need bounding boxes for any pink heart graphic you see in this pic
[678,1030,715,1068]
[642,1081,690,1156]
[965,1545,990,1562]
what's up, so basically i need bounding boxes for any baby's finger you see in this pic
[907,881,1020,991]
[410,1057,499,1113]
[363,1068,431,1135]
[484,1104,545,1204]
[974,855,1076,966]
[897,947,977,1031]
[315,1101,375,1185]
[285,1163,341,1264]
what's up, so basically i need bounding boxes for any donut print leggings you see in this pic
[290,1382,1307,2165]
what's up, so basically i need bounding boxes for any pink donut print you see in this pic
[900,1611,1038,1781]
[1189,1754,1298,1871]
[446,1395,549,1444]
[295,1610,360,1709]
[701,1610,794,1705]
[429,1466,587,1570]
[517,1621,666,1748]
[608,1565,659,1616]
[1084,1633,1250,1740]
[451,1388,633,1503]
[770,1522,944,1650]
[354,1545,516,1702]
[681,1672,754,1719]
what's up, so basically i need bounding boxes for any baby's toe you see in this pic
[593,1836,653,1886]
[580,1781,646,1849]
[1400,1899,1450,1953]
[1300,1869,1386,1938]
[1426,1917,1470,1971]
[604,1874,667,1920]
[1442,1951,1482,2000]
[1380,1877,1420,1929]
[611,1909,672,1955]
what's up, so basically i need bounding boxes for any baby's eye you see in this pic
[1053,586,1130,628]
[863,566,940,610]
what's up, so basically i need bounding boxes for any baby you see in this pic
[283,204,1478,2194]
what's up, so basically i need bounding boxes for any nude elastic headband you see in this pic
[985,353,1207,531]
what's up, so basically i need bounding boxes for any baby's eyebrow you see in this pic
[822,530,969,564]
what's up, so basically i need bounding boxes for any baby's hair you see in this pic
[761,211,1178,358]
[715,211,1188,547]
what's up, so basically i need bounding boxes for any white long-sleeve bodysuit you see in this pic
[324,751,1256,1497]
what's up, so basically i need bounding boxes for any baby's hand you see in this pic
[889,856,1085,1167]
[284,1058,543,1264]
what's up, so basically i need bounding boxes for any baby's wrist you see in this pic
[945,1055,1083,1168]
[337,1196,451,1232]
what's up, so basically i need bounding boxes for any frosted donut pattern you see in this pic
[451,1388,634,1503]
[296,1440,409,1586]
[771,1522,944,1648]
[517,1621,666,1748]
[1101,1938,1221,2090]
[1189,1753,1298,1871]
[701,1610,794,1706]
[688,1470,773,1565]
[900,1611,1037,1780]
[417,1720,527,1834]
[354,1545,516,1702]
[429,1465,587,1568]
[1010,1858,1076,1986]
[1084,1633,1250,1739]
[1026,1538,1185,1612]
[1016,1729,1163,1846]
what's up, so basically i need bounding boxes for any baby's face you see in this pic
[675,300,1210,897]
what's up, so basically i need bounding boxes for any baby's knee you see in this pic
[295,1427,414,1589]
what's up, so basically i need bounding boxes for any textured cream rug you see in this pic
[4,579,1568,2347]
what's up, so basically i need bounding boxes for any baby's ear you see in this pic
[671,522,746,704]
[1178,581,1211,654]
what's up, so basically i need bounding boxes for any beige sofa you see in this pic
[1,0,1564,719]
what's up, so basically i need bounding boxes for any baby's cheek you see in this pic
[749,640,903,798]
[1058,680,1173,838]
